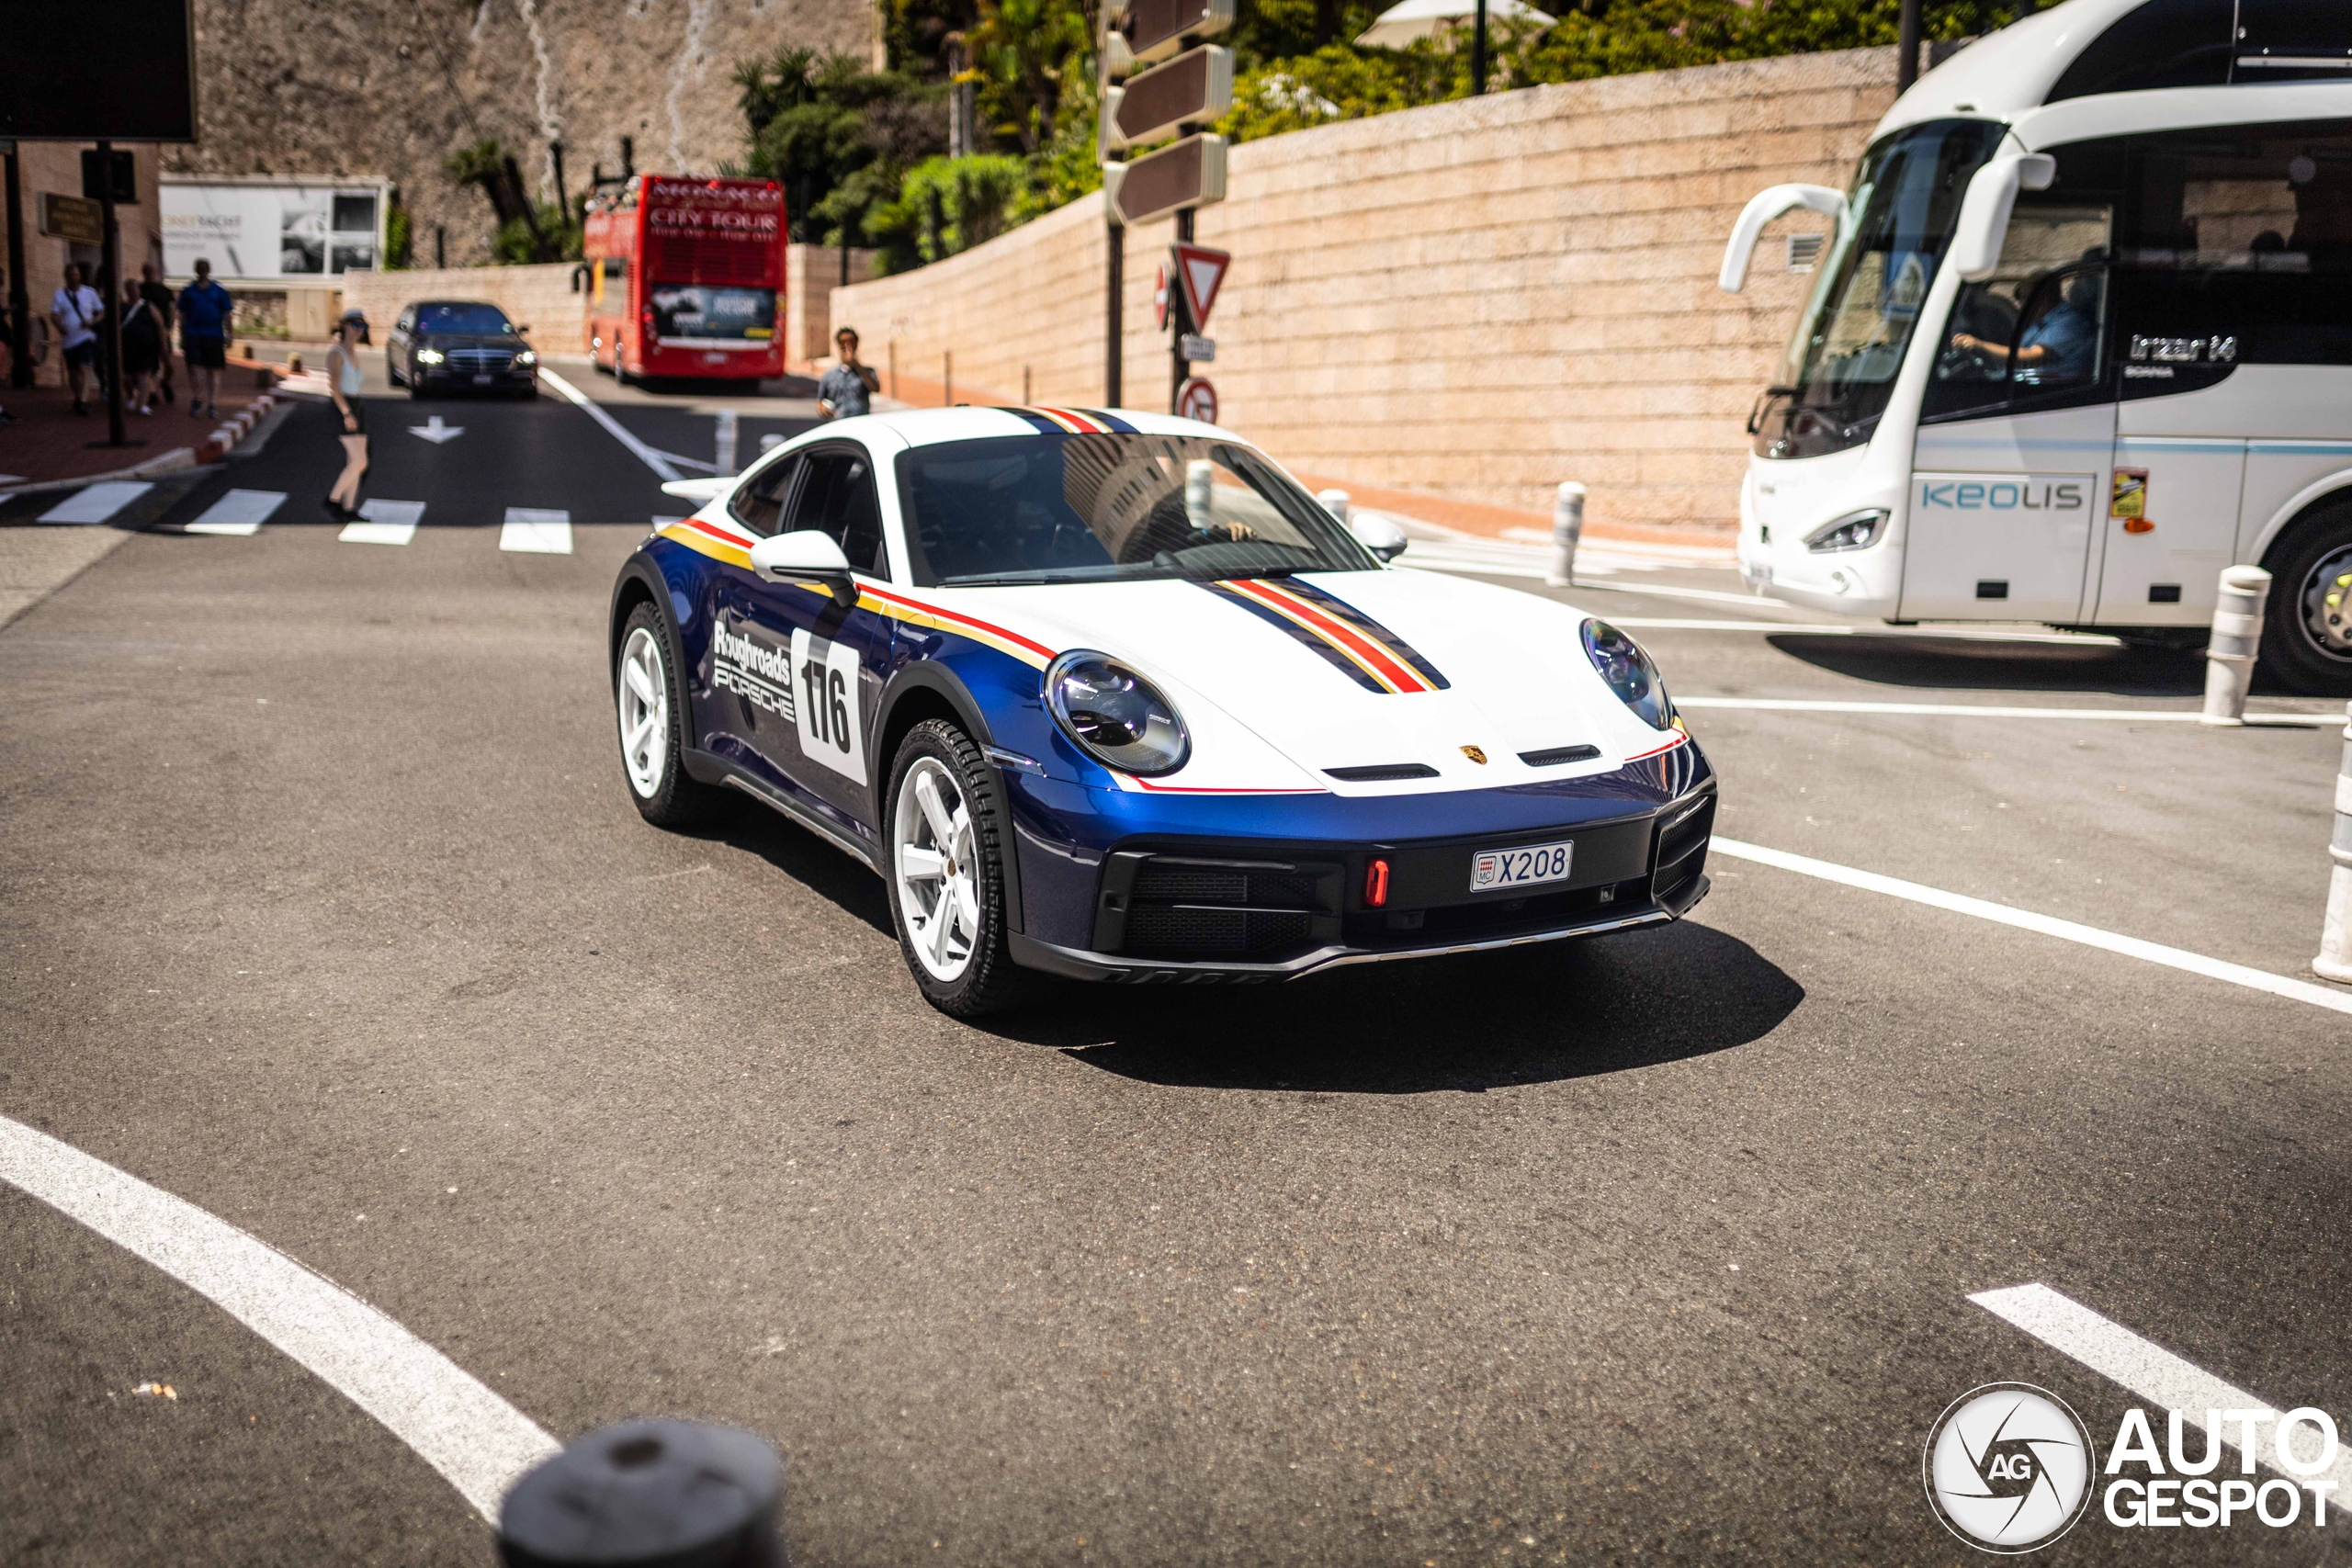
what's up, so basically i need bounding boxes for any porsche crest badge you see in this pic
[1460,745,1487,764]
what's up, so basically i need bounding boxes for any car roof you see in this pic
[848,405,1238,448]
[412,300,510,313]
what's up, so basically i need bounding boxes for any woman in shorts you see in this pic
[324,310,370,522]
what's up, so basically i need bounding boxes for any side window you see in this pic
[788,451,888,576]
[2010,267,2108,389]
[729,453,800,538]
[1925,198,2114,419]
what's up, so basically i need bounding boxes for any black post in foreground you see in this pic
[499,1419,785,1568]
[1472,0,1489,96]
[1170,208,1194,412]
[1105,221,1123,408]
[4,145,29,389]
[94,141,130,448]
[1896,0,1922,92]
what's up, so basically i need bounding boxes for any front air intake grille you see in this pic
[1653,793,1715,900]
[1099,852,1343,963]
[1325,763,1439,782]
[1519,744,1601,767]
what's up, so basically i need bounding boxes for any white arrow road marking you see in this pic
[537,367,684,482]
[1972,1283,2352,1508]
[499,507,572,555]
[1679,697,2332,728]
[1711,838,2352,1016]
[38,481,154,525]
[409,414,464,445]
[184,489,286,536]
[0,1112,559,1523]
[339,499,425,547]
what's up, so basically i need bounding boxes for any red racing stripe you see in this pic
[860,583,1058,661]
[1230,579,1429,694]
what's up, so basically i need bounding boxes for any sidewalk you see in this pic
[0,366,277,495]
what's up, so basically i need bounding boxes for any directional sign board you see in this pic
[1124,0,1236,65]
[1109,47,1233,150]
[1110,134,1228,227]
[1170,243,1231,331]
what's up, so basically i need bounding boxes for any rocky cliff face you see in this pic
[166,0,879,266]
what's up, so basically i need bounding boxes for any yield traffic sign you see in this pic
[1170,243,1231,332]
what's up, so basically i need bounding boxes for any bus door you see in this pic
[1905,201,2117,623]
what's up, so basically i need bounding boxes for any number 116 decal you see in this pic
[790,628,867,785]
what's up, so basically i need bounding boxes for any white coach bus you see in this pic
[1719,0,2352,692]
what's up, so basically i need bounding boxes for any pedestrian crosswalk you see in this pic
[184,489,287,536]
[497,508,573,555]
[39,481,155,525]
[339,499,425,547]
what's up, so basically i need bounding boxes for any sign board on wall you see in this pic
[161,180,390,280]
[39,193,103,246]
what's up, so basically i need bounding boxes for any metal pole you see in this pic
[1170,209,1193,413]
[96,141,129,447]
[1472,0,1488,96]
[2315,702,2352,983]
[2199,565,2270,725]
[4,144,29,389]
[1896,0,1922,92]
[1105,221,1123,407]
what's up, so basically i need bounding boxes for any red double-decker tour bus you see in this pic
[583,175,786,383]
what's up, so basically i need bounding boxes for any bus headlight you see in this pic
[1045,651,1190,776]
[1581,619,1676,731]
[1804,508,1888,552]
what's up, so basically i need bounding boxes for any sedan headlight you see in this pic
[415,348,445,365]
[1045,650,1190,776]
[1581,619,1676,731]
[1804,508,1888,553]
[515,350,537,367]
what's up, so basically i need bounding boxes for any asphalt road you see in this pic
[3,389,2349,1565]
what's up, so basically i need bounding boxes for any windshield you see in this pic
[1754,119,2004,460]
[896,434,1380,588]
[414,303,516,335]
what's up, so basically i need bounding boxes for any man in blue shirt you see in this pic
[815,327,879,420]
[176,258,235,418]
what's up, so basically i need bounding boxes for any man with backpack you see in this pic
[51,262,104,416]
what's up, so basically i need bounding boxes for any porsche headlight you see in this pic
[1045,650,1190,776]
[1581,619,1676,731]
[415,348,445,365]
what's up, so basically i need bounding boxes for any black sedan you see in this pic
[386,299,539,398]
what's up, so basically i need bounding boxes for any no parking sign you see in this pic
[1175,377,1217,424]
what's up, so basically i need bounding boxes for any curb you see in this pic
[195,392,282,464]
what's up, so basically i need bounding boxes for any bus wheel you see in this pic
[2259,499,2352,696]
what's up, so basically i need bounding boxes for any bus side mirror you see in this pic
[1947,153,2056,283]
[1718,185,1848,293]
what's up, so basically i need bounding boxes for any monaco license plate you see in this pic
[1471,839,1574,892]
[472,373,493,384]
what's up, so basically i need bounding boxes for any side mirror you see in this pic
[1946,153,2056,282]
[659,476,731,502]
[1718,184,1848,293]
[750,530,858,605]
[1350,513,1408,563]
[516,323,533,334]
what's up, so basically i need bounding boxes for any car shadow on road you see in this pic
[1765,633,2241,696]
[679,795,896,936]
[995,919,1803,1094]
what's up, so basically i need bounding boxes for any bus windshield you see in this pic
[1754,119,2004,460]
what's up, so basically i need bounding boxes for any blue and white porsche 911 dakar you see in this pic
[608,405,1715,1016]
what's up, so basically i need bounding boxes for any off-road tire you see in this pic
[883,719,1037,1019]
[615,600,721,828]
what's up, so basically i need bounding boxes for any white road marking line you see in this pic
[538,367,684,483]
[1680,696,2332,728]
[1972,1283,2352,1501]
[1612,616,2124,645]
[339,499,425,547]
[1711,837,2352,1017]
[0,1112,558,1522]
[499,507,573,555]
[37,481,155,525]
[184,489,286,536]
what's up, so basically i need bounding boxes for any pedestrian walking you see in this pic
[177,258,234,419]
[119,276,163,414]
[816,327,879,421]
[51,262,105,416]
[323,309,370,523]
[140,262,177,406]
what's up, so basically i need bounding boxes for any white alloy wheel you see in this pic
[617,626,670,798]
[893,756,979,982]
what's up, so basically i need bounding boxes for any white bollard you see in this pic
[2199,564,2271,725]
[2317,702,2352,984]
[715,408,739,477]
[1548,481,1587,588]
[1317,488,1350,524]
[1185,459,1216,533]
